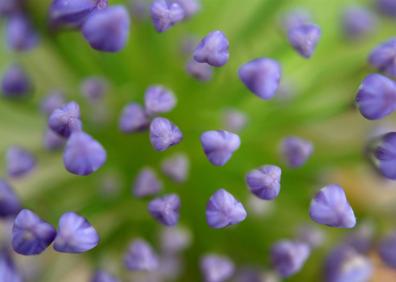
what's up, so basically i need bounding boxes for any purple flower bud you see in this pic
[200,130,240,166]
[0,247,23,282]
[53,211,99,253]
[40,90,65,116]
[309,184,356,228]
[161,153,189,183]
[238,58,281,100]
[367,132,396,179]
[12,209,56,255]
[49,0,108,28]
[130,0,149,21]
[186,60,213,81]
[0,179,21,218]
[355,74,396,120]
[0,0,22,17]
[6,146,36,178]
[379,231,396,268]
[81,77,108,102]
[222,109,247,133]
[369,39,396,78]
[287,23,321,58]
[280,136,313,168]
[281,9,311,31]
[48,101,82,138]
[325,246,373,282]
[150,0,184,32]
[344,222,373,254]
[144,85,177,115]
[91,270,119,282]
[82,6,130,52]
[124,239,159,271]
[119,103,149,133]
[193,31,229,67]
[172,0,200,19]
[43,128,65,151]
[63,131,106,176]
[1,64,31,98]
[377,0,396,18]
[6,14,38,52]
[160,226,191,254]
[296,224,325,249]
[148,194,180,226]
[133,167,162,197]
[271,240,310,277]
[149,117,183,151]
[200,254,234,282]
[206,188,247,229]
[342,7,376,40]
[246,165,281,200]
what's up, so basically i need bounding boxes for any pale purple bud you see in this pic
[172,0,200,19]
[133,167,162,198]
[119,103,149,133]
[124,239,159,271]
[0,179,21,218]
[150,0,184,32]
[193,31,229,67]
[280,136,313,168]
[342,6,376,40]
[82,6,130,52]
[186,60,213,81]
[369,39,396,78]
[309,184,356,228]
[271,240,310,277]
[6,146,36,178]
[53,211,99,253]
[48,101,82,138]
[148,194,180,226]
[1,64,31,98]
[161,153,189,183]
[0,0,22,17]
[368,132,396,179]
[40,90,65,116]
[6,14,38,52]
[200,130,240,166]
[63,131,107,176]
[130,0,149,21]
[287,23,321,58]
[246,165,281,200]
[43,128,65,151]
[222,109,247,133]
[149,117,183,151]
[281,9,311,31]
[91,270,119,282]
[238,58,281,100]
[160,226,191,254]
[0,247,23,282]
[377,0,396,18]
[12,209,56,255]
[81,76,108,101]
[201,254,234,282]
[206,188,247,229]
[144,85,177,115]
[296,224,325,249]
[379,231,396,268]
[344,222,373,254]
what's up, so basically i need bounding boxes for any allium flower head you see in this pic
[160,226,191,254]
[325,246,373,282]
[367,132,396,179]
[270,240,310,277]
[379,231,396,268]
[287,23,321,58]
[133,167,162,197]
[172,0,200,19]
[40,90,65,116]
[81,76,108,102]
[186,60,213,81]
[342,6,376,40]
[149,117,183,151]
[200,130,240,166]
[63,131,107,176]
[48,101,82,138]
[246,165,281,200]
[200,254,234,282]
[53,211,99,253]
[12,209,56,255]
[161,153,189,183]
[6,146,36,178]
[0,179,21,218]
[238,58,281,100]
[6,14,38,52]
[1,64,31,98]
[82,6,130,52]
[355,74,396,120]
[49,0,108,28]
[43,128,65,151]
[369,39,396,78]
[150,0,184,33]
[280,136,313,168]
[193,31,230,67]
[148,193,180,226]
[91,270,119,282]
[144,85,177,115]
[309,184,356,228]
[119,103,149,133]
[206,188,247,229]
[124,239,159,271]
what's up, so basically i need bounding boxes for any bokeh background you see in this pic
[2,0,396,281]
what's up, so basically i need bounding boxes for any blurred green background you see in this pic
[2,0,396,281]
